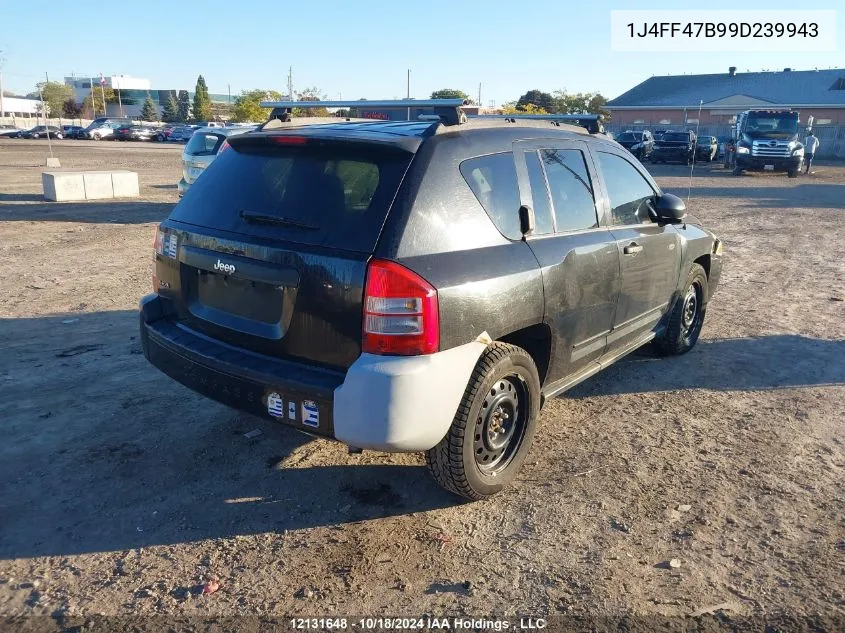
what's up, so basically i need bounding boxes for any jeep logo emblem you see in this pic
[213,259,236,275]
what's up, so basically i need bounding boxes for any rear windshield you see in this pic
[169,144,412,252]
[185,131,225,156]
[617,132,640,142]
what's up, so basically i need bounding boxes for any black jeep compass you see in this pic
[140,112,723,499]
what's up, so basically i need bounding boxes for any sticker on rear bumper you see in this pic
[301,400,319,428]
[267,392,285,419]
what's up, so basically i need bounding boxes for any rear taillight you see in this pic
[362,259,439,356]
[218,140,230,154]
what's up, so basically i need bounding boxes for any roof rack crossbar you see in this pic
[468,113,606,134]
[259,99,470,109]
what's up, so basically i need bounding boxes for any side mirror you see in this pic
[653,193,686,224]
[518,205,535,236]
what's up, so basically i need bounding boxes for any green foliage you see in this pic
[162,93,179,123]
[516,90,556,112]
[82,87,118,117]
[177,90,190,122]
[192,75,212,121]
[430,88,472,103]
[293,86,328,117]
[231,89,283,123]
[140,94,158,121]
[501,102,548,115]
[62,98,83,119]
[28,81,74,118]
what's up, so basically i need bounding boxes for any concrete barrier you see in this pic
[42,170,140,202]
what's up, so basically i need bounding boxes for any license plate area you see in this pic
[764,164,775,171]
[195,270,282,324]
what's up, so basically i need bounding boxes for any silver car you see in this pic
[177,126,257,196]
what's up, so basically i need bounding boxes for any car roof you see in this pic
[241,118,606,154]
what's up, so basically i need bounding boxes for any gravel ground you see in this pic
[0,139,843,631]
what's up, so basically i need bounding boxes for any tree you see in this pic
[516,90,556,113]
[231,89,283,123]
[161,93,179,122]
[293,86,329,117]
[501,102,548,115]
[192,75,212,121]
[177,90,190,122]
[28,81,74,119]
[62,99,83,119]
[430,88,471,102]
[140,93,158,121]
[82,87,118,117]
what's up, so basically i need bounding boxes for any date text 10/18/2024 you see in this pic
[289,617,549,630]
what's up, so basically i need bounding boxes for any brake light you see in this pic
[363,259,439,356]
[218,140,230,154]
[269,135,308,145]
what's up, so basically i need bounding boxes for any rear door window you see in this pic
[169,143,412,253]
[540,149,598,232]
[460,152,521,240]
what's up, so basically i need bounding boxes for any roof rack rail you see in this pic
[258,99,470,126]
[468,113,606,134]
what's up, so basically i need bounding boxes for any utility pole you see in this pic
[406,69,411,120]
[478,82,482,108]
[288,66,293,101]
[228,83,231,104]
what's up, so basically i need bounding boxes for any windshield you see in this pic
[697,137,713,145]
[617,132,641,142]
[662,133,689,142]
[745,113,799,139]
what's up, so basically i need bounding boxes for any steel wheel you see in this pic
[473,374,529,475]
[681,281,703,344]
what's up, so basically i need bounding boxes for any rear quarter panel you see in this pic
[376,135,545,350]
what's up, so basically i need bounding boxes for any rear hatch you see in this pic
[157,132,415,370]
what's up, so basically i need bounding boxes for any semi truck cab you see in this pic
[730,110,807,178]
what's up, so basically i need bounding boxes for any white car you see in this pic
[177,126,257,196]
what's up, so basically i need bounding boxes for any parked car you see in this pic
[0,125,23,138]
[154,124,180,142]
[22,125,63,139]
[614,130,654,161]
[79,117,134,140]
[716,135,732,159]
[177,126,257,196]
[62,125,85,139]
[167,126,197,143]
[141,115,723,499]
[114,124,156,141]
[695,136,718,162]
[651,130,697,164]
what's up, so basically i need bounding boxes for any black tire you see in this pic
[787,169,799,179]
[653,263,708,356]
[732,166,743,176]
[425,342,541,500]
[92,133,101,140]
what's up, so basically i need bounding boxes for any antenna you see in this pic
[687,99,703,201]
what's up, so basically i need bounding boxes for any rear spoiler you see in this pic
[258,99,470,127]
[467,113,607,135]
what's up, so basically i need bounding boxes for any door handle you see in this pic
[623,243,643,255]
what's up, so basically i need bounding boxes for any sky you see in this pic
[0,0,841,104]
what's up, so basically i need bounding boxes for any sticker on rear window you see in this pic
[301,400,319,428]
[267,392,284,419]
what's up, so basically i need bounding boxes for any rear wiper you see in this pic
[239,210,319,230]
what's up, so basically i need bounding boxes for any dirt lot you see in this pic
[0,139,843,630]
